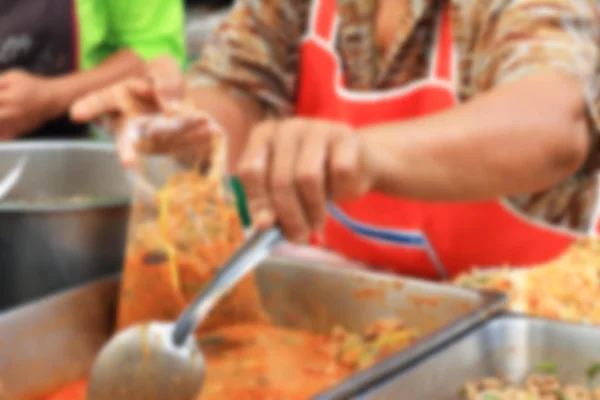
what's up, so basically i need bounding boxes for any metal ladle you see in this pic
[87,227,283,400]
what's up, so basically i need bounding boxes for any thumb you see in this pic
[146,56,185,112]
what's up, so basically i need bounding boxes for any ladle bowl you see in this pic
[87,227,283,400]
[88,323,204,400]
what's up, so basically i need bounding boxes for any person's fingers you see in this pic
[70,79,151,123]
[70,89,110,122]
[238,121,276,229]
[116,117,151,167]
[115,131,135,167]
[147,56,185,111]
[295,125,328,232]
[138,114,210,154]
[70,88,117,122]
[127,77,155,99]
[269,120,311,242]
[328,126,364,201]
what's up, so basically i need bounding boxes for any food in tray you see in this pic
[198,318,419,399]
[41,319,419,400]
[39,119,423,400]
[460,366,600,400]
[40,379,87,400]
[455,239,600,325]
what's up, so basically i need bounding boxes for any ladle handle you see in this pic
[172,226,283,345]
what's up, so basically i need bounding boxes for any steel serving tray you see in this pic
[0,141,131,311]
[0,245,506,399]
[355,314,600,400]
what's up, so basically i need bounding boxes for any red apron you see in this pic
[295,0,585,280]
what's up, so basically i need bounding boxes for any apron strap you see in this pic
[430,1,454,83]
[307,0,338,46]
[589,175,600,235]
[308,0,454,84]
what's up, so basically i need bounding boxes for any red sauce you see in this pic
[42,321,418,400]
[39,379,86,400]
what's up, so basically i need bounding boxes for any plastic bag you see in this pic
[116,109,268,333]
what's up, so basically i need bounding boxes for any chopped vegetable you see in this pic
[534,362,559,374]
[587,362,600,382]
[461,364,600,400]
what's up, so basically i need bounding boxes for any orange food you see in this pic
[42,123,420,400]
[199,324,349,400]
[39,379,87,400]
[455,238,600,324]
[117,134,268,333]
[461,373,600,399]
[44,321,418,400]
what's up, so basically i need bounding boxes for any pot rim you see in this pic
[0,140,116,152]
[0,140,131,213]
[0,198,131,213]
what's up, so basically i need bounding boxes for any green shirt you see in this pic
[75,0,186,70]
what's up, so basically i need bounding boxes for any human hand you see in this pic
[237,118,377,242]
[0,70,61,139]
[71,55,185,122]
[70,56,213,166]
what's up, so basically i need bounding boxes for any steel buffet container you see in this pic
[355,314,600,400]
[0,245,505,400]
[0,141,131,311]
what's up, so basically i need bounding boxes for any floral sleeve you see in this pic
[465,0,600,232]
[186,0,310,116]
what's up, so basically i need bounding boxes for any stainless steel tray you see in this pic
[355,314,600,400]
[0,141,130,312]
[0,245,506,400]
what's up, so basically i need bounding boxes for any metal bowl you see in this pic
[0,141,131,312]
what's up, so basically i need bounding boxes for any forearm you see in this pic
[363,71,591,201]
[185,85,266,171]
[49,49,145,118]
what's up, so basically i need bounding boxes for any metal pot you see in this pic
[0,141,131,312]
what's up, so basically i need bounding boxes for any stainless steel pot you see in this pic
[0,141,131,312]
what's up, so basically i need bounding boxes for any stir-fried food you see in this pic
[455,239,600,325]
[117,123,268,332]
[199,319,418,400]
[461,373,600,400]
[41,380,87,400]
[455,241,600,399]
[41,319,419,400]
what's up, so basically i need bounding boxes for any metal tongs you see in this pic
[87,226,283,400]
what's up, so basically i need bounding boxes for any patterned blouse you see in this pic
[189,0,600,233]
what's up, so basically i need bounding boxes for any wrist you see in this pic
[359,131,389,193]
[43,76,77,119]
[359,125,412,196]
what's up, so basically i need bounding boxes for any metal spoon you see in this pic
[87,226,283,400]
